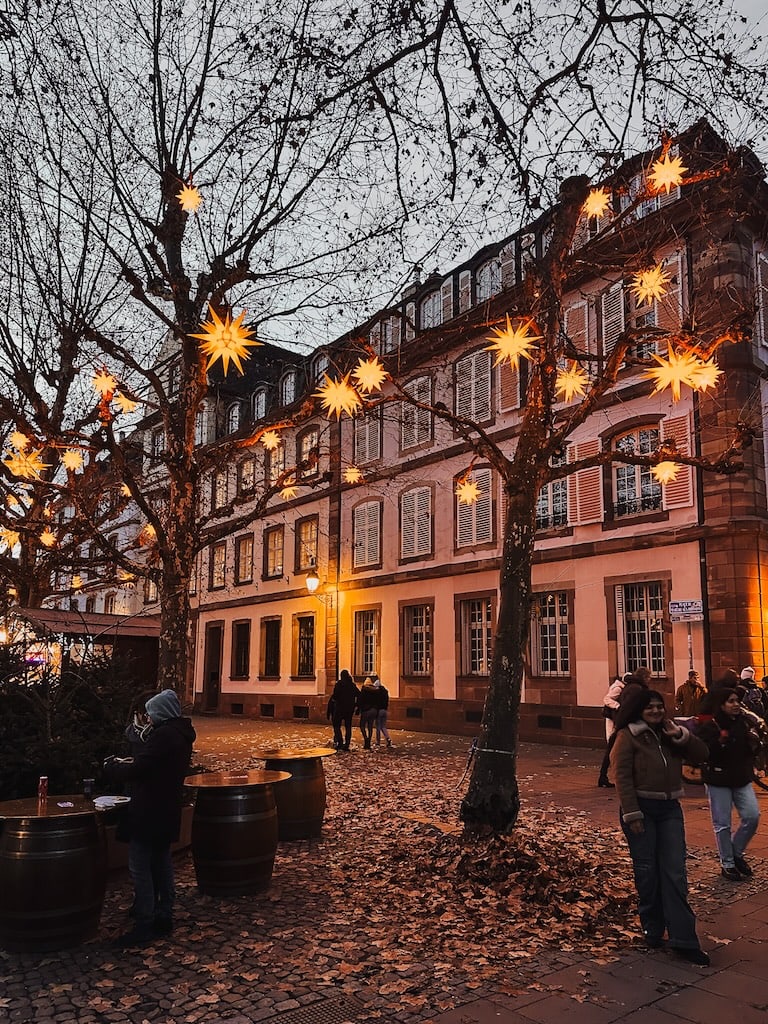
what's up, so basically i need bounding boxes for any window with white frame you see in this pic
[354,608,379,677]
[618,581,666,676]
[353,408,381,465]
[530,592,570,676]
[267,444,286,486]
[535,450,568,530]
[280,370,297,406]
[237,457,256,496]
[295,516,318,572]
[226,403,241,435]
[455,350,491,422]
[297,427,319,478]
[263,525,284,578]
[234,534,254,584]
[459,598,493,676]
[252,389,267,421]
[401,375,432,450]
[476,258,501,302]
[353,500,381,568]
[614,427,662,516]
[104,594,116,615]
[456,467,493,547]
[209,542,226,590]
[402,604,432,675]
[313,353,329,380]
[400,486,432,559]
[420,290,441,329]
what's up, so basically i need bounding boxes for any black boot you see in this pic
[597,776,615,788]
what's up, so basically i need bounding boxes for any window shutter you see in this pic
[570,213,591,252]
[415,487,431,554]
[401,487,431,557]
[457,468,492,546]
[354,410,381,464]
[441,278,454,322]
[500,241,516,289]
[756,253,768,347]
[369,322,381,353]
[457,351,491,421]
[656,252,684,335]
[405,301,415,342]
[564,299,587,352]
[498,361,519,411]
[661,414,694,509]
[354,502,381,567]
[390,315,401,351]
[458,270,472,312]
[601,281,625,355]
[401,490,416,558]
[455,355,472,419]
[567,439,603,524]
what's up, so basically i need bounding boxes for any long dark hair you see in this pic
[615,688,666,731]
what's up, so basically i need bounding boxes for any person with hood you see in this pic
[696,687,761,880]
[105,688,196,947]
[371,674,393,748]
[674,670,707,717]
[737,667,767,720]
[610,688,710,965]
[358,677,379,750]
[327,669,359,751]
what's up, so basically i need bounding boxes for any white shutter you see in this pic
[656,252,684,336]
[455,355,472,419]
[498,360,519,412]
[500,241,516,289]
[601,281,625,355]
[391,315,401,352]
[354,409,381,464]
[570,213,591,252]
[402,487,431,558]
[354,501,380,567]
[369,322,381,353]
[457,467,492,546]
[564,299,588,353]
[661,414,694,509]
[405,301,415,342]
[456,351,491,421]
[756,252,768,347]
[459,270,472,312]
[441,278,454,322]
[401,490,416,558]
[567,439,603,524]
[415,487,431,554]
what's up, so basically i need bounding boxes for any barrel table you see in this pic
[259,747,336,841]
[0,797,108,953]
[184,770,290,896]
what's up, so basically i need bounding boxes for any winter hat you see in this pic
[363,677,374,687]
[373,679,381,688]
[145,688,182,723]
[740,666,756,680]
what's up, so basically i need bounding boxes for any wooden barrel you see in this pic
[190,785,278,896]
[0,813,107,953]
[264,756,327,841]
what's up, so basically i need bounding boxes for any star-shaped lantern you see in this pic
[71,575,83,590]
[352,356,388,394]
[9,431,30,450]
[630,264,670,306]
[280,477,298,500]
[314,373,363,419]
[3,447,48,480]
[114,391,138,415]
[62,448,84,472]
[583,188,611,219]
[343,466,363,484]
[0,527,20,550]
[652,461,680,485]
[645,349,718,402]
[555,363,589,403]
[688,357,722,392]
[93,368,117,397]
[39,527,57,548]
[121,483,132,496]
[649,153,688,195]
[176,182,203,213]
[138,523,157,546]
[486,316,541,369]
[191,308,261,375]
[456,476,480,506]
[261,430,282,451]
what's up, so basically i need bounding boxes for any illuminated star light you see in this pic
[486,316,541,370]
[314,373,363,419]
[176,183,203,213]
[138,524,157,546]
[649,153,688,195]
[260,430,282,451]
[0,527,20,550]
[280,478,298,500]
[191,308,261,375]
[644,348,706,402]
[62,448,84,472]
[114,391,138,415]
[583,188,611,219]
[343,466,364,484]
[93,368,117,397]
[71,575,83,590]
[352,356,388,394]
[555,363,589,403]
[9,431,30,450]
[39,528,57,548]
[121,483,132,496]
[455,476,480,506]
[631,265,670,306]
[3,447,48,480]
[652,461,680,485]
[688,358,722,393]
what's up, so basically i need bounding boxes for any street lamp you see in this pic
[305,568,320,594]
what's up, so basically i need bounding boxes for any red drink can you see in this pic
[37,776,48,801]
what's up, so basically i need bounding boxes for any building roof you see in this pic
[13,607,162,639]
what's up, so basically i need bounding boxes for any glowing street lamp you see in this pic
[305,568,320,594]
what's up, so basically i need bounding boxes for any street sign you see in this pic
[669,599,704,623]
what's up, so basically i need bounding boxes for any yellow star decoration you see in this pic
[343,466,363,484]
[176,183,203,213]
[62,448,84,472]
[114,391,138,415]
[0,527,20,550]
[280,477,298,500]
[555,362,589,403]
[121,483,132,496]
[352,356,388,394]
[10,431,30,450]
[688,358,722,392]
[261,430,282,451]
[643,350,708,401]
[652,461,680,485]
[456,476,480,506]
[39,528,57,548]
[191,308,261,375]
[630,264,670,306]
[314,373,363,419]
[119,570,136,587]
[3,447,48,480]
[649,153,688,195]
[583,188,611,219]
[71,575,83,590]
[486,316,541,369]
[93,369,117,397]
[138,523,157,546]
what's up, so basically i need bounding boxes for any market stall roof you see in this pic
[12,608,161,639]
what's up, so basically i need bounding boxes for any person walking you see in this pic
[737,667,767,720]
[674,669,707,717]
[696,687,761,881]
[104,689,196,947]
[358,677,379,750]
[371,674,393,748]
[610,688,710,965]
[597,672,632,787]
[327,669,359,751]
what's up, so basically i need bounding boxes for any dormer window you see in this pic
[252,388,267,421]
[420,290,441,330]
[476,258,501,302]
[226,402,241,435]
[313,353,329,381]
[280,370,296,406]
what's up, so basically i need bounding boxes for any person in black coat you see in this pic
[696,687,761,880]
[327,669,359,751]
[105,688,196,947]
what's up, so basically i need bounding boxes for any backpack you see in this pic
[741,686,767,720]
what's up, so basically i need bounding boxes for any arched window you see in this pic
[252,388,267,421]
[195,408,207,446]
[280,370,296,406]
[226,402,241,435]
[613,427,662,517]
[420,290,441,330]
[476,258,501,302]
[313,353,329,381]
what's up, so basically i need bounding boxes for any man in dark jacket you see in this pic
[105,688,195,947]
[327,669,359,751]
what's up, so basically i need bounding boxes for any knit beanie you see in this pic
[740,666,755,680]
[145,688,182,723]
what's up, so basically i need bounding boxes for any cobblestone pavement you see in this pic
[1,717,766,1024]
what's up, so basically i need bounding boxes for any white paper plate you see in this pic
[93,795,131,809]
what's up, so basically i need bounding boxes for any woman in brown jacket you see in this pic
[610,688,709,965]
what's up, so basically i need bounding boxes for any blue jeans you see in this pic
[620,797,699,950]
[705,783,760,868]
[128,838,175,928]
[375,710,390,744]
